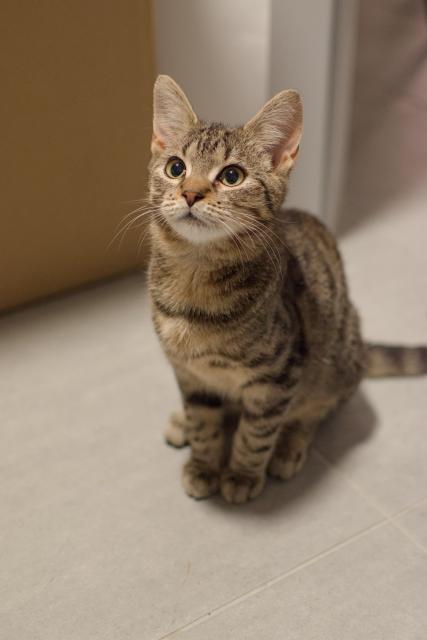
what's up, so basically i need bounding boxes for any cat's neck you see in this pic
[149,217,282,275]
[149,218,286,316]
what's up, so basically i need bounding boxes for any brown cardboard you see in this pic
[0,1,154,311]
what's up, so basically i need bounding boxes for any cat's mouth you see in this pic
[178,211,207,226]
[168,207,228,244]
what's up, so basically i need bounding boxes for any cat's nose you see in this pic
[182,190,204,207]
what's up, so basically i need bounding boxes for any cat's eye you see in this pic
[165,157,186,179]
[218,165,245,187]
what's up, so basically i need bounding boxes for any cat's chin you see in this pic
[168,217,229,245]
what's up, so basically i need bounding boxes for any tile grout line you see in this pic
[388,517,427,556]
[314,450,427,522]
[312,449,391,519]
[157,519,389,640]
[157,448,387,639]
[389,496,427,520]
[315,450,427,556]
[388,499,427,556]
[159,457,427,639]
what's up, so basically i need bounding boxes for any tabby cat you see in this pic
[147,75,426,504]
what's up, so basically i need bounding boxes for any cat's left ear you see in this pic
[152,75,198,153]
[244,90,303,172]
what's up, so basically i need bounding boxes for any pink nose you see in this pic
[182,190,204,207]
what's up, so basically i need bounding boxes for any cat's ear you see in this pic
[244,90,303,172]
[152,75,198,153]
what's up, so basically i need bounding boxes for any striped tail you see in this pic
[365,343,427,378]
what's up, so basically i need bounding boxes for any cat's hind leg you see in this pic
[268,390,345,481]
[267,419,317,480]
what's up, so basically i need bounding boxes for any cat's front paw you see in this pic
[220,469,265,504]
[182,460,219,500]
[165,411,189,448]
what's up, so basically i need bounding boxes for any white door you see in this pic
[154,0,359,226]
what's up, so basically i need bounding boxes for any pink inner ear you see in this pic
[272,129,301,167]
[153,120,169,149]
[152,133,165,150]
[290,144,300,160]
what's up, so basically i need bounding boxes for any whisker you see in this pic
[233,219,283,279]
[122,197,147,205]
[108,206,157,250]
[227,211,287,264]
[219,210,283,278]
[137,211,162,256]
[215,217,249,267]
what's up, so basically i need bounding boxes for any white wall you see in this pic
[153,0,352,219]
[270,0,335,215]
[154,0,271,124]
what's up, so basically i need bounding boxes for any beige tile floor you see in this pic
[2,22,427,640]
[1,175,427,639]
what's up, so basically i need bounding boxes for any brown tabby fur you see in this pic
[147,76,427,504]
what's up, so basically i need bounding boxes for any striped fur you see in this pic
[147,76,425,504]
[366,344,427,377]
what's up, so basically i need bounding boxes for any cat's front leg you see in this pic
[182,390,225,499]
[174,370,226,499]
[221,384,292,504]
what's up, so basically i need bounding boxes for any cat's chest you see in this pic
[156,316,248,397]
[186,354,248,398]
[156,315,220,356]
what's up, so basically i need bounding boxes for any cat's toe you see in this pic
[220,469,265,504]
[268,446,308,480]
[165,412,189,448]
[182,461,219,499]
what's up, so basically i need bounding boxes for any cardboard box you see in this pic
[1,1,155,311]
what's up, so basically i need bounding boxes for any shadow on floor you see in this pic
[206,390,377,518]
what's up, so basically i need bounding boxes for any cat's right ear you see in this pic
[244,89,303,173]
[152,75,198,153]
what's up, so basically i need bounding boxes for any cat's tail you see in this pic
[364,343,427,378]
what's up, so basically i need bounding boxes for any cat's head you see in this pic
[148,75,302,245]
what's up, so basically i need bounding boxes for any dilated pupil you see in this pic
[171,161,184,177]
[225,168,239,184]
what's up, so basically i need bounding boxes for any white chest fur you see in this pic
[157,316,249,399]
[185,356,248,399]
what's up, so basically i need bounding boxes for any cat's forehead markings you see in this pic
[180,125,237,178]
[195,125,221,155]
[181,124,233,158]
[223,143,232,162]
[181,136,197,156]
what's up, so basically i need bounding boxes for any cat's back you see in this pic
[280,208,365,388]
[279,208,345,300]
[280,208,340,263]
